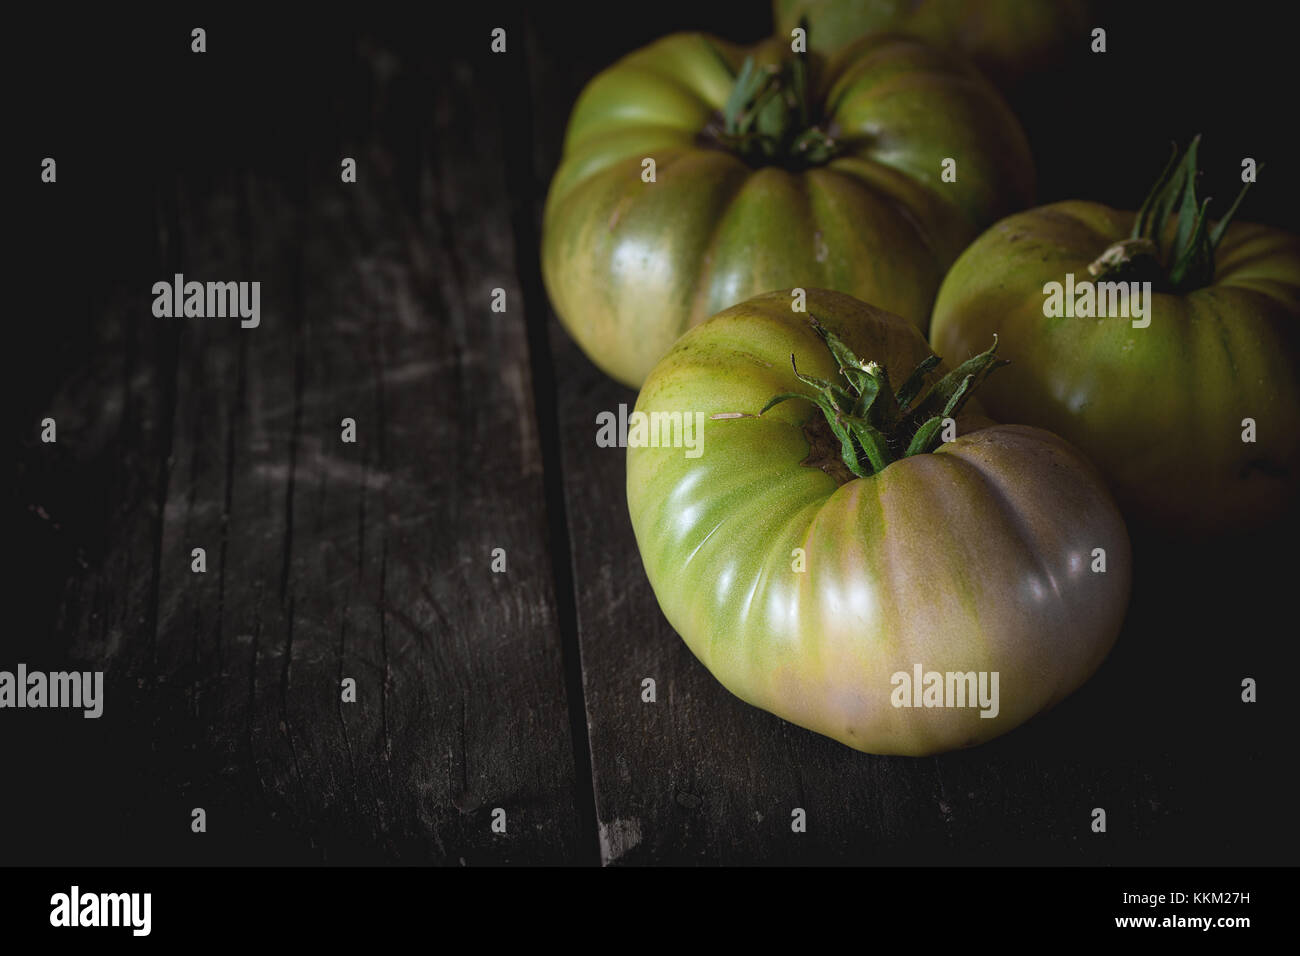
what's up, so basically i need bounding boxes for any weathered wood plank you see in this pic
[11,19,585,864]
[11,152,182,865]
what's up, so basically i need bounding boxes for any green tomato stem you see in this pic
[760,316,1007,478]
[1103,136,1256,293]
[716,18,839,170]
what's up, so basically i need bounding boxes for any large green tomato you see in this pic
[627,289,1130,755]
[543,31,1034,387]
[930,141,1300,533]
[772,0,1090,91]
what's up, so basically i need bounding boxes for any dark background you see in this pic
[9,2,1298,865]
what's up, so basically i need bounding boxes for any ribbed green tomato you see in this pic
[542,31,1034,387]
[773,0,1090,90]
[930,164,1300,533]
[627,289,1130,756]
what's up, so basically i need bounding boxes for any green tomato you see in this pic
[773,0,1090,91]
[543,31,1034,387]
[930,142,1300,533]
[627,289,1130,756]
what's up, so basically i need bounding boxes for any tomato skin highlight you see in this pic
[930,201,1300,534]
[627,289,1131,756]
[543,31,1034,387]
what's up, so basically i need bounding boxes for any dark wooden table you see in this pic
[11,5,1298,865]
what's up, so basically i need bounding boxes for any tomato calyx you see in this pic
[710,31,839,170]
[1090,136,1257,293]
[760,317,1007,481]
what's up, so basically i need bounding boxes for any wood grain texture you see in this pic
[10,24,584,864]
